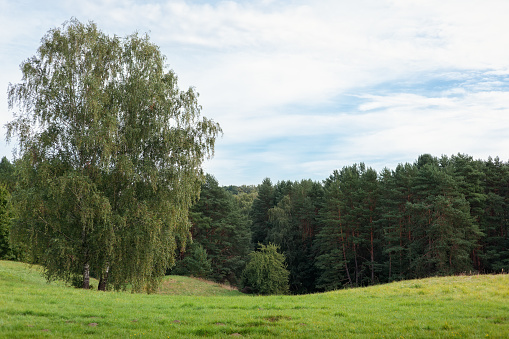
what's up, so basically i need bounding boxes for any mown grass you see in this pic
[1,260,508,338]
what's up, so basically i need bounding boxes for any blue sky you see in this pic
[1,0,509,185]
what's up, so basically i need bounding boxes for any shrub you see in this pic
[240,243,289,295]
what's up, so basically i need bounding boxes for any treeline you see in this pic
[172,153,508,294]
[1,154,508,294]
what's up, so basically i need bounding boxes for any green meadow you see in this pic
[1,260,508,338]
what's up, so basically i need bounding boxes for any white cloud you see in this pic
[209,86,509,184]
[334,90,509,168]
[2,0,509,184]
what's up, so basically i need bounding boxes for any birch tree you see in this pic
[7,19,221,292]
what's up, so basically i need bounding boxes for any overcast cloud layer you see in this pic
[1,0,509,185]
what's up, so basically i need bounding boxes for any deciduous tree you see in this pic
[240,243,289,295]
[6,19,221,291]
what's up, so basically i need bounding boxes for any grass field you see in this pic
[1,260,508,338]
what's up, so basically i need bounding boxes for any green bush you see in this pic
[240,243,289,295]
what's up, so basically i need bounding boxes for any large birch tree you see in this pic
[6,19,221,292]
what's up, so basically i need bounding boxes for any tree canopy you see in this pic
[6,19,221,292]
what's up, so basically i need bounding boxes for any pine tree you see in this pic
[406,156,482,276]
[315,165,363,289]
[358,166,381,284]
[478,157,509,272]
[250,178,275,246]
[182,174,251,285]
[377,164,416,281]
[267,180,323,293]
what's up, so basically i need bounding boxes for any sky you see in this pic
[1,0,509,186]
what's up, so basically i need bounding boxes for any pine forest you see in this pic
[164,153,508,294]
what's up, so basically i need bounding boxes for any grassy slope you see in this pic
[156,275,242,297]
[0,260,508,338]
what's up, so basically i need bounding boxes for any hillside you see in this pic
[156,275,242,296]
[1,260,508,338]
